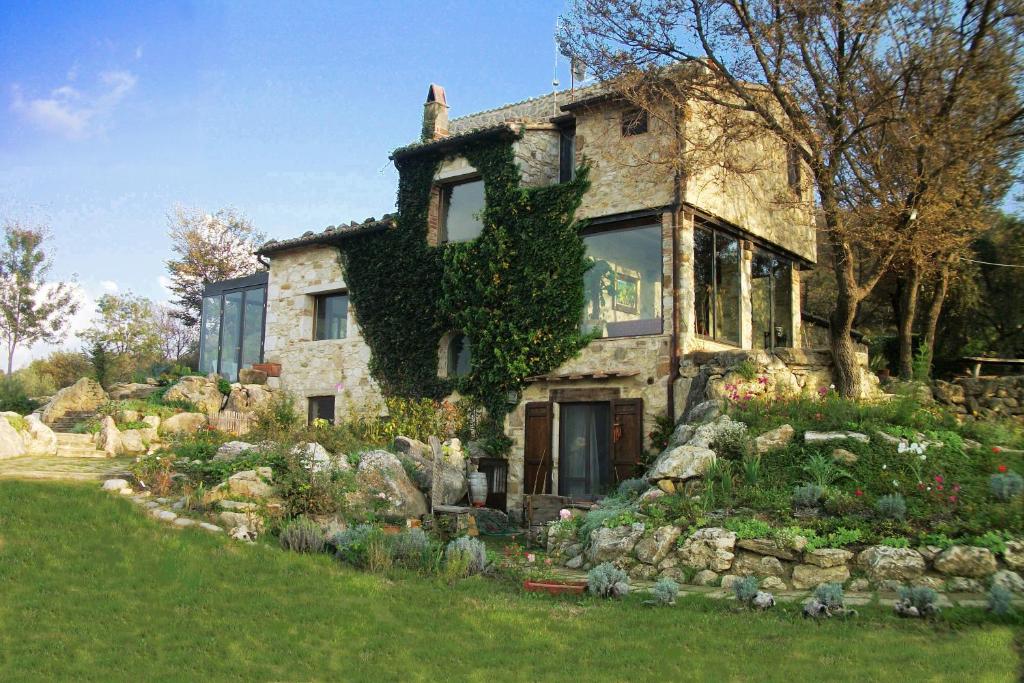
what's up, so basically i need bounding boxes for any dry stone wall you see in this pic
[934,376,1024,422]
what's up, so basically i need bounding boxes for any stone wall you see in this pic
[264,245,383,421]
[513,126,561,188]
[934,376,1024,421]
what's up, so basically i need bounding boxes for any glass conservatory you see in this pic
[198,272,268,382]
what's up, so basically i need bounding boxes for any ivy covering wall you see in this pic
[339,136,592,419]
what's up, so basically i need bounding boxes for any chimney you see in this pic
[421,83,449,142]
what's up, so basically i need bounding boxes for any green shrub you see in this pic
[918,532,954,549]
[170,429,231,461]
[616,478,649,499]
[990,472,1024,502]
[578,500,635,542]
[587,562,630,598]
[4,414,28,432]
[251,392,304,441]
[988,585,1014,615]
[0,377,39,414]
[445,536,487,575]
[969,530,1013,554]
[875,494,907,521]
[649,577,679,606]
[330,524,376,566]
[733,576,760,604]
[391,528,439,571]
[741,453,762,486]
[724,518,773,539]
[792,484,825,508]
[801,454,851,488]
[216,377,232,396]
[709,422,751,460]
[880,536,910,548]
[649,414,675,452]
[898,585,938,612]
[279,517,326,554]
[734,360,757,381]
[366,531,395,573]
[814,582,845,610]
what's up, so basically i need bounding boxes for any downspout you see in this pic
[667,102,686,424]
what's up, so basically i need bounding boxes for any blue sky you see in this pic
[0,0,578,368]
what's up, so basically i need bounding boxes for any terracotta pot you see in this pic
[382,525,402,535]
[523,579,588,596]
[252,362,281,378]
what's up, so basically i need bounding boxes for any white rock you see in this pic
[21,414,57,456]
[0,415,25,459]
[753,424,795,454]
[804,431,870,444]
[198,522,223,533]
[102,478,129,491]
[173,518,196,528]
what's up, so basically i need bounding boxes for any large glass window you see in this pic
[440,178,485,243]
[241,287,265,369]
[694,226,741,345]
[447,334,471,377]
[197,273,267,382]
[752,251,793,349]
[219,291,243,383]
[199,295,222,375]
[583,223,663,338]
[314,293,348,341]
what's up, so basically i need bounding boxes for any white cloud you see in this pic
[10,69,137,139]
[100,280,118,292]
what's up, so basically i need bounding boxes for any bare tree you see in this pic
[156,303,198,362]
[561,0,1024,395]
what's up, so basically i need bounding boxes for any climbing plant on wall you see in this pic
[339,134,592,420]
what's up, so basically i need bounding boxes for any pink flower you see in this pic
[526,553,536,563]
[544,558,552,566]
[936,483,944,491]
[817,386,829,397]
[934,475,944,484]
[757,376,768,385]
[559,508,572,521]
[949,495,958,503]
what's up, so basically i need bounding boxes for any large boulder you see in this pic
[587,523,645,564]
[95,416,122,456]
[434,438,468,505]
[753,424,795,454]
[118,429,148,455]
[107,382,160,401]
[226,467,275,499]
[688,415,747,449]
[40,377,107,424]
[1003,540,1024,572]
[160,412,208,435]
[164,376,224,415]
[238,368,268,385]
[213,441,255,462]
[21,414,57,456]
[731,550,786,578]
[646,445,716,483]
[933,545,998,578]
[634,525,681,566]
[676,527,737,572]
[295,442,344,473]
[791,564,850,590]
[0,416,25,459]
[736,537,804,562]
[857,546,926,583]
[224,384,273,414]
[349,450,428,519]
[685,399,724,424]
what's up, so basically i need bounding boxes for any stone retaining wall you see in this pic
[934,376,1024,422]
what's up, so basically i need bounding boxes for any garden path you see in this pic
[0,455,133,481]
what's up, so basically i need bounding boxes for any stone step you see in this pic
[48,411,99,433]
[56,433,97,446]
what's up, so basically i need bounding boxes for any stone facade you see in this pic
[934,376,1024,422]
[263,246,382,421]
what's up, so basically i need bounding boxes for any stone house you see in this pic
[200,80,867,513]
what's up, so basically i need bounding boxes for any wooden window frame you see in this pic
[313,291,348,341]
[437,175,485,244]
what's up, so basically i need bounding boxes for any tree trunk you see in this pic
[822,188,865,399]
[896,261,923,380]
[922,261,951,366]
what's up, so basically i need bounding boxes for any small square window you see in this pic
[440,178,485,243]
[314,292,348,340]
[308,396,335,425]
[621,108,648,136]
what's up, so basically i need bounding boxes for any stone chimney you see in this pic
[421,83,449,142]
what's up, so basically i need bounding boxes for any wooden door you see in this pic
[523,402,553,495]
[611,398,643,482]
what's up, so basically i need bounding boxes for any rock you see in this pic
[991,570,1024,594]
[634,525,681,565]
[224,384,272,413]
[119,429,147,455]
[436,438,468,505]
[40,377,108,424]
[945,576,985,593]
[848,578,870,592]
[107,382,160,400]
[667,423,696,449]
[118,409,140,423]
[102,478,129,491]
[656,479,676,494]
[393,435,430,459]
[220,510,263,532]
[226,468,275,499]
[640,488,667,503]
[142,415,160,430]
[804,430,870,444]
[95,416,122,456]
[646,444,716,483]
[566,555,584,569]
[238,368,268,385]
[752,591,775,610]
[230,525,258,542]
[160,412,208,435]
[732,551,786,578]
[151,509,177,522]
[198,522,223,533]
[753,424,794,453]
[719,575,742,592]
[791,564,850,590]
[294,442,341,473]
[693,569,719,586]
[917,545,943,562]
[213,441,255,462]
[164,376,224,415]
[736,538,800,561]
[803,548,853,568]
[933,545,998,578]
[874,431,904,446]
[831,448,858,465]
[688,415,746,449]
[857,546,926,583]
[760,576,788,591]
[349,450,428,519]
[0,414,26,459]
[686,399,723,424]
[1003,540,1024,571]
[173,517,196,528]
[20,414,57,456]
[119,488,133,495]
[218,500,258,512]
[587,523,645,564]
[915,575,946,591]
[933,380,965,404]
[630,563,659,581]
[677,527,737,572]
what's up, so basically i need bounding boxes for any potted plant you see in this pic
[521,556,588,595]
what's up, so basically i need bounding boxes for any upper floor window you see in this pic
[694,226,741,345]
[559,127,576,183]
[786,143,802,194]
[447,333,472,377]
[440,177,485,243]
[621,108,648,136]
[582,222,663,338]
[314,292,348,340]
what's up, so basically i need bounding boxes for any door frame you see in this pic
[557,401,613,500]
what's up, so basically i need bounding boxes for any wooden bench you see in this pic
[963,357,1024,378]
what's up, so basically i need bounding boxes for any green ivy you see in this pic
[339,136,592,419]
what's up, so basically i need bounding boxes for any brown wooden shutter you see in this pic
[523,402,553,495]
[611,398,643,483]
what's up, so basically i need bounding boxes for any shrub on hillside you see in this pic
[445,536,487,576]
[279,517,326,554]
[587,563,630,598]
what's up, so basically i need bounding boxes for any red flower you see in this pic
[854,488,863,497]
[993,446,1002,454]
[934,475,944,484]
[936,484,944,491]
[999,464,1008,473]
[949,495,958,503]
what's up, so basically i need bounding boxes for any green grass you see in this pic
[0,482,1021,682]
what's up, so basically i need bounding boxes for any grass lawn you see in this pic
[0,482,1021,682]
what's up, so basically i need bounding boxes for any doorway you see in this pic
[558,402,612,498]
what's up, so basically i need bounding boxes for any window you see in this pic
[559,127,576,183]
[694,226,741,345]
[308,396,335,425]
[199,295,222,375]
[197,273,267,382]
[314,293,348,340]
[786,143,802,194]
[440,178,485,243]
[751,251,793,349]
[582,222,663,338]
[447,334,472,377]
[621,107,648,136]
[559,402,611,498]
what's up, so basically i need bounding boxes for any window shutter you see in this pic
[523,402,553,495]
[611,398,643,482]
